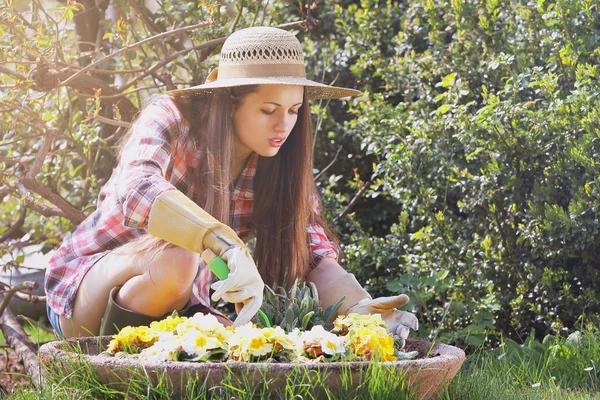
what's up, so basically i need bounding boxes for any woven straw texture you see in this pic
[167,27,361,100]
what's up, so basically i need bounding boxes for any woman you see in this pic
[45,27,418,343]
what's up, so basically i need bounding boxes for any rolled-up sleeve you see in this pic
[307,222,340,270]
[307,194,340,270]
[117,97,180,229]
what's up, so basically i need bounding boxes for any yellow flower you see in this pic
[334,313,388,334]
[348,326,396,362]
[228,323,295,362]
[150,315,188,333]
[107,325,158,354]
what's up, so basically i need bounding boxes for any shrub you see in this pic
[307,0,600,347]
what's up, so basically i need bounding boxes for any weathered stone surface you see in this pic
[39,337,465,399]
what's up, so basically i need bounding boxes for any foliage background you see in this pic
[1,0,599,350]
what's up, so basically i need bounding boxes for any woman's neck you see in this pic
[231,152,252,185]
[231,135,253,184]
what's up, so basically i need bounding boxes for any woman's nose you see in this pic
[273,115,290,133]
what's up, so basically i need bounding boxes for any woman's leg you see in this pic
[59,236,200,338]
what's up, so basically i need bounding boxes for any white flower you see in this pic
[179,329,224,358]
[299,325,348,356]
[140,338,181,362]
[584,367,593,372]
[531,382,541,388]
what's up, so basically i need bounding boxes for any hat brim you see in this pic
[165,77,361,100]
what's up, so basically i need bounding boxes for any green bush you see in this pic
[313,0,600,347]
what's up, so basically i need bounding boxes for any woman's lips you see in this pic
[268,138,286,147]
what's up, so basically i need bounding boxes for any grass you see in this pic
[2,324,600,399]
[0,317,57,347]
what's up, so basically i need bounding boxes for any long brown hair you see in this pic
[118,86,340,289]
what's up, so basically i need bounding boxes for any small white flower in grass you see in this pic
[497,353,505,360]
[584,367,593,372]
[531,382,541,388]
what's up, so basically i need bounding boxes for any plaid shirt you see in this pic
[45,96,339,318]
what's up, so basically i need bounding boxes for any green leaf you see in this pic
[103,32,115,40]
[441,72,457,88]
[437,104,451,115]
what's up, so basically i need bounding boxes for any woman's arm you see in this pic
[305,256,350,295]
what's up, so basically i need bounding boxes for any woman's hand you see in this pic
[347,294,419,349]
[210,246,264,327]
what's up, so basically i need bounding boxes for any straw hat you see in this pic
[167,26,361,100]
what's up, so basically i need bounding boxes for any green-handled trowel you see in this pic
[201,249,271,327]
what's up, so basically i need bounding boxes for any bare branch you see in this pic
[0,282,38,318]
[27,129,57,178]
[61,20,213,86]
[0,282,45,304]
[119,20,305,92]
[315,146,342,182]
[0,299,48,388]
[333,180,372,224]
[0,206,27,243]
[73,84,162,100]
[21,178,86,224]
[89,113,132,128]
[0,65,27,81]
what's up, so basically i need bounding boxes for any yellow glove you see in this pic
[319,273,418,348]
[148,190,264,326]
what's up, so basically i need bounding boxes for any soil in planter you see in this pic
[403,340,441,360]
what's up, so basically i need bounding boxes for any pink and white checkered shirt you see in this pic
[45,96,339,318]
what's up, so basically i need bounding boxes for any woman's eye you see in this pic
[289,109,299,115]
[261,109,275,115]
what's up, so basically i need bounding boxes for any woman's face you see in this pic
[232,84,304,159]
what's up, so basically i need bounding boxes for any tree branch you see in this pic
[15,128,87,224]
[0,65,27,81]
[0,298,48,388]
[118,20,305,92]
[89,113,132,128]
[0,282,38,318]
[0,282,45,304]
[60,20,213,86]
[333,180,372,224]
[0,206,27,243]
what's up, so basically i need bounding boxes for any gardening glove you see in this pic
[348,295,419,349]
[148,189,264,326]
[319,273,418,348]
[209,247,264,327]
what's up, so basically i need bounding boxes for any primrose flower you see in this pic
[333,313,389,335]
[150,315,188,333]
[228,323,295,362]
[347,326,396,362]
[298,325,348,359]
[178,329,228,361]
[139,335,181,362]
[106,325,158,354]
[175,313,233,343]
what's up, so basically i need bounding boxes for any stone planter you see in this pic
[39,336,465,399]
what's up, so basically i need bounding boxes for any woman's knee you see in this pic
[147,246,200,295]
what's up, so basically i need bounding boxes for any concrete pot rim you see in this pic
[40,336,465,371]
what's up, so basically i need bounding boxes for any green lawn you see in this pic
[3,325,599,399]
